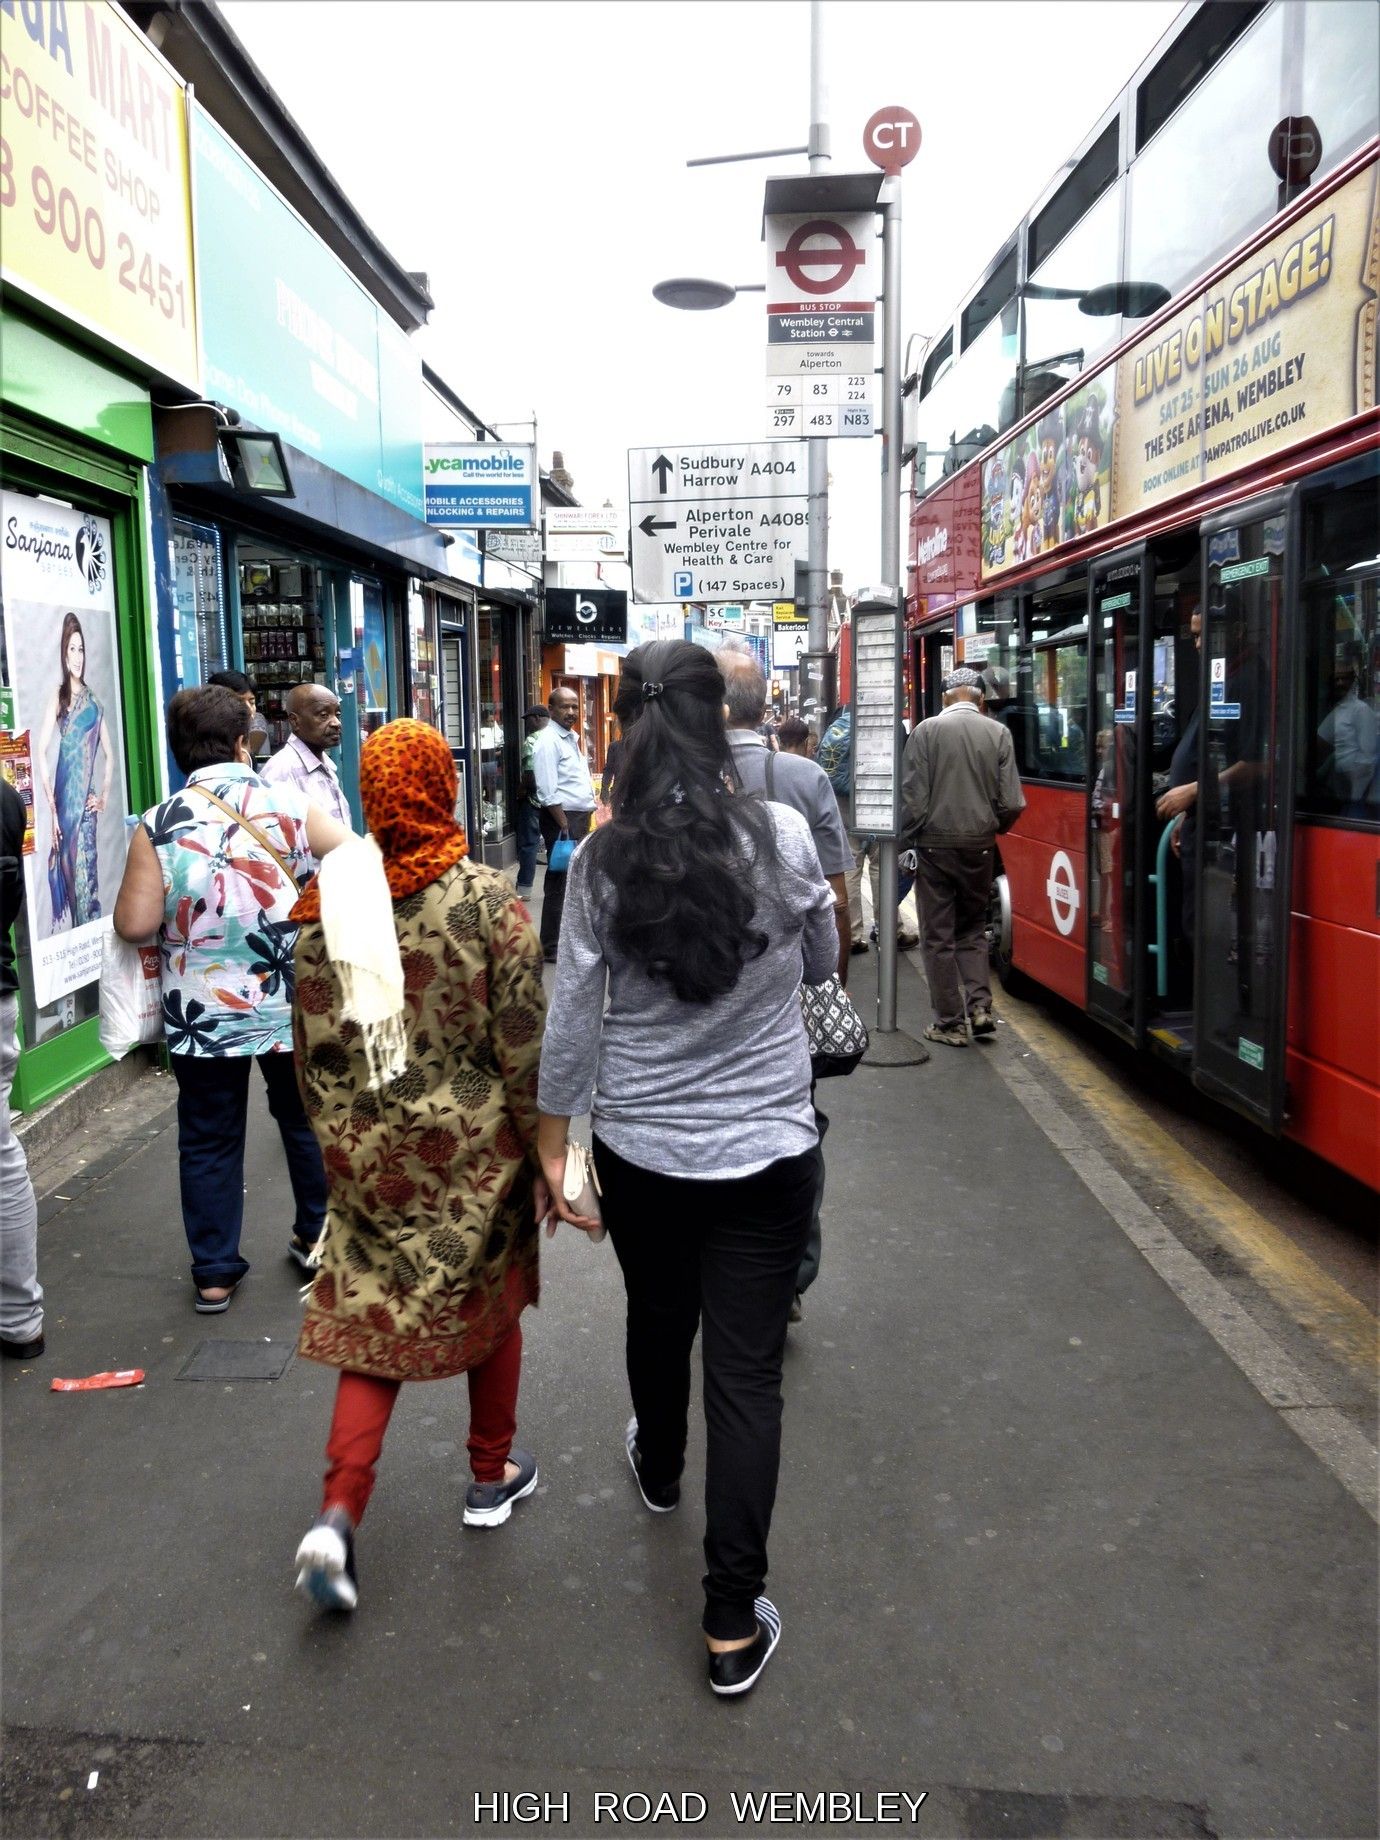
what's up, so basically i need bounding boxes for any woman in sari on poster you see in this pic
[36,613,113,929]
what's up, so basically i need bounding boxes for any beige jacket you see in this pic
[901,702,1026,849]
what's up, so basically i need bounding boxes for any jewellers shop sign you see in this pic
[545,588,627,645]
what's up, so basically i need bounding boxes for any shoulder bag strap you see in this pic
[764,749,776,800]
[189,784,300,895]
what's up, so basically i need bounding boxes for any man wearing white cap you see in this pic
[901,668,1025,1046]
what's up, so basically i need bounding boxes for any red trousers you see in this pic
[321,1323,522,1525]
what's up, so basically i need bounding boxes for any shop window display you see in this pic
[0,492,131,1047]
[238,551,328,752]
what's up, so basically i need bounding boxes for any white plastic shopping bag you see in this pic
[98,927,164,1060]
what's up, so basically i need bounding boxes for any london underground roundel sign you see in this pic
[863,106,921,176]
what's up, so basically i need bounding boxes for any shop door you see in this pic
[1192,492,1298,1131]
[1085,549,1147,1042]
[439,624,474,837]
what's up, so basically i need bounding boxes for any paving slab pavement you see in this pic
[2,948,1375,1840]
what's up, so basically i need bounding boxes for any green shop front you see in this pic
[0,2,198,1111]
[151,105,447,818]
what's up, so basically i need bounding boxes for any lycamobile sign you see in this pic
[423,443,536,530]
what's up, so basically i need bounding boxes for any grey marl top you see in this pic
[537,803,837,1179]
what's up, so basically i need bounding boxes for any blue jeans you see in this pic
[170,1051,328,1287]
[0,994,42,1342]
[516,800,541,892]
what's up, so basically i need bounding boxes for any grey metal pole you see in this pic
[804,0,830,735]
[875,178,903,1033]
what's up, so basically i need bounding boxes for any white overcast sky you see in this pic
[221,0,1181,588]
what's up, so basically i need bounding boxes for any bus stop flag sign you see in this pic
[863,106,921,176]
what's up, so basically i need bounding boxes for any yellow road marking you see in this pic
[998,1000,1379,1382]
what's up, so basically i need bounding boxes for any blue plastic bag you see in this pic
[548,834,575,873]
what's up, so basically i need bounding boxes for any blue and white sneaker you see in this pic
[294,1508,358,1612]
[708,1597,781,1697]
[463,1449,538,1527]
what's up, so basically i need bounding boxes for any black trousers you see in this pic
[537,807,593,957]
[593,1135,816,1641]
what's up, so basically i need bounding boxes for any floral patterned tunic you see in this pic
[294,859,546,1381]
[143,765,312,1057]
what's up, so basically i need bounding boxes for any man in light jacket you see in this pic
[531,684,597,964]
[901,667,1025,1046]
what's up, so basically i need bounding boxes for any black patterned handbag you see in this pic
[800,973,869,1079]
[758,753,869,1078]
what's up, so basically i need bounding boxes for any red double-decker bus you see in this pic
[906,98,1379,1189]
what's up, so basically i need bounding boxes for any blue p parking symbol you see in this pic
[673,570,694,599]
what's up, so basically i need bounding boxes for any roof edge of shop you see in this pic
[127,1,435,334]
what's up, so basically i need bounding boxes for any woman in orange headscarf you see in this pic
[289,719,548,1612]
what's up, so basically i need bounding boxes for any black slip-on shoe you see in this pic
[708,1597,781,1697]
[625,1417,680,1513]
[294,1508,358,1612]
[464,1449,538,1527]
[0,1333,44,1360]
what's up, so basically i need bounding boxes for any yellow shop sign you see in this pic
[0,0,199,386]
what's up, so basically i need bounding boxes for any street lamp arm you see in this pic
[686,146,809,167]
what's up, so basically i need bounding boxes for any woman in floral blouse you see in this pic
[289,719,548,1614]
[114,685,350,1311]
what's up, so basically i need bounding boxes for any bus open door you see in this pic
[1191,491,1299,1131]
[1085,534,1200,1049]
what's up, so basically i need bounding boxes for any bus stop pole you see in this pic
[803,0,831,737]
[876,176,902,1034]
[863,172,928,1066]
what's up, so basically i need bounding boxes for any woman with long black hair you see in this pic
[537,639,837,1697]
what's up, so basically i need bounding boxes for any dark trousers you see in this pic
[537,807,593,957]
[796,1097,827,1294]
[170,1051,328,1287]
[515,800,542,893]
[593,1135,816,1641]
[914,845,995,1027]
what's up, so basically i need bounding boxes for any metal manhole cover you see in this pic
[177,1340,294,1381]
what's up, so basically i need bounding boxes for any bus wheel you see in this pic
[989,871,1025,994]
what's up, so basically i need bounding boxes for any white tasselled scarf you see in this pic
[315,834,408,1092]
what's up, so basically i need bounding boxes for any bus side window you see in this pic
[1014,640,1088,783]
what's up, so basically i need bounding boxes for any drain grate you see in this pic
[176,1339,294,1381]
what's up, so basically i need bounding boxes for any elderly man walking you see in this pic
[260,684,352,852]
[901,667,1025,1047]
[531,684,597,964]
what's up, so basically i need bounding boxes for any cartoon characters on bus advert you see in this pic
[980,367,1114,576]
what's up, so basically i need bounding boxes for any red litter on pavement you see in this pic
[50,1370,145,1392]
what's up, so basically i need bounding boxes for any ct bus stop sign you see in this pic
[863,106,921,176]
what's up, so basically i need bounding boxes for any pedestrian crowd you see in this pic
[0,637,1022,1699]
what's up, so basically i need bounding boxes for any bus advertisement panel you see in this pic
[976,155,1379,582]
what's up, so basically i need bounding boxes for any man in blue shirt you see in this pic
[531,684,597,963]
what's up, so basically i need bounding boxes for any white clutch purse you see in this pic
[562,1139,606,1242]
